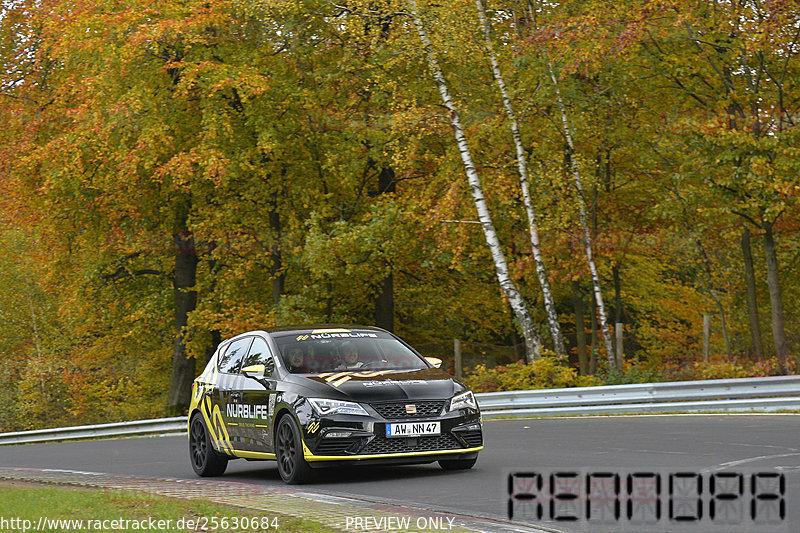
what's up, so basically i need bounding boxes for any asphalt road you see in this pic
[2,415,799,532]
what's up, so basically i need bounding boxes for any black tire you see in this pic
[275,415,314,484]
[189,414,228,477]
[438,456,478,471]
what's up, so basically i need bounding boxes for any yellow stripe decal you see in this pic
[311,328,351,334]
[200,398,224,453]
[326,372,351,382]
[305,446,483,462]
[197,391,233,456]
[232,450,277,460]
[331,376,352,387]
[211,404,233,455]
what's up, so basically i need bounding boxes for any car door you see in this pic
[237,336,278,453]
[216,336,254,448]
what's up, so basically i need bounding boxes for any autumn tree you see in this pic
[637,0,800,369]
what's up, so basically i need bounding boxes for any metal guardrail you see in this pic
[0,376,797,444]
[477,375,800,418]
[0,417,187,445]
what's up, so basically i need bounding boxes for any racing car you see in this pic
[188,326,483,483]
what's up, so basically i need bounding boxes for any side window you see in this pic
[218,337,253,374]
[241,337,275,376]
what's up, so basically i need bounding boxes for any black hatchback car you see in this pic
[188,326,483,483]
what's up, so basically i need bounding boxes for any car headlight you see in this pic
[448,391,478,412]
[307,398,370,417]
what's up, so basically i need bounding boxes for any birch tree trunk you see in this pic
[547,61,616,368]
[407,0,542,361]
[474,0,565,357]
[589,289,598,374]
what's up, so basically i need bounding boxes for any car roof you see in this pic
[218,326,392,347]
[265,324,389,336]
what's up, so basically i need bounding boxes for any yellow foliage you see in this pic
[464,357,600,393]
[695,357,798,380]
[693,360,750,380]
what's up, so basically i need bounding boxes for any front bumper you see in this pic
[300,399,483,464]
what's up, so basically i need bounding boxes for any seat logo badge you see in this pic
[405,404,417,414]
[307,421,320,434]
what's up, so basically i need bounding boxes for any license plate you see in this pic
[385,421,440,437]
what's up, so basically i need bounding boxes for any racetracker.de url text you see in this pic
[0,516,280,531]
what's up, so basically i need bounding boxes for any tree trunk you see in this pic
[378,165,396,195]
[407,0,542,361]
[612,263,623,366]
[26,287,45,392]
[474,0,564,357]
[549,61,615,368]
[375,272,395,332]
[573,280,588,375]
[166,211,198,416]
[374,166,396,332]
[665,185,733,360]
[741,226,764,359]
[711,290,732,358]
[325,281,333,322]
[589,288,598,374]
[688,230,733,359]
[612,264,623,325]
[269,210,285,305]
[203,330,221,369]
[763,219,790,371]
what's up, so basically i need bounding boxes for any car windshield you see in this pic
[274,330,428,374]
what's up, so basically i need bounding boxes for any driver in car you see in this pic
[336,342,364,370]
[287,347,305,372]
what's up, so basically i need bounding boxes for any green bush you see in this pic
[463,355,799,394]
[464,356,600,393]
[597,358,668,385]
[693,360,750,380]
[695,356,797,380]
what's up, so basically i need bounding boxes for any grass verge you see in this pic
[0,480,341,532]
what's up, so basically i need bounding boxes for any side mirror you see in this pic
[242,364,275,390]
[424,357,443,368]
[241,364,266,379]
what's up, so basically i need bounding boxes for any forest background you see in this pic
[0,0,798,431]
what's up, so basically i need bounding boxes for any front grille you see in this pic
[460,430,483,447]
[362,434,462,455]
[370,400,445,420]
[315,438,363,455]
